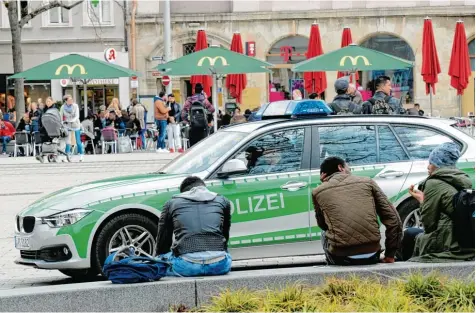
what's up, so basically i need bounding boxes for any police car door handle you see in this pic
[379,171,405,178]
[281,181,308,191]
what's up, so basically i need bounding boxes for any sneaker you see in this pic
[35,155,44,163]
[169,148,175,153]
[178,148,184,153]
[79,155,84,162]
[156,149,162,153]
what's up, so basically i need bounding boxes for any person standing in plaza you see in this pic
[166,94,183,153]
[328,78,361,115]
[182,83,215,146]
[362,76,403,115]
[60,95,84,162]
[154,92,170,153]
[347,83,363,105]
[130,99,146,150]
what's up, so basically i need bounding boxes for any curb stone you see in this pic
[0,262,473,312]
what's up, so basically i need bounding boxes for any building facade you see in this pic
[0,0,129,113]
[134,0,475,117]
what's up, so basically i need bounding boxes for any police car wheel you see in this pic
[59,269,98,281]
[93,213,158,275]
[398,198,422,229]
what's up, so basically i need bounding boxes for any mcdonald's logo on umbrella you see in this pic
[339,56,371,67]
[197,56,228,67]
[55,64,87,76]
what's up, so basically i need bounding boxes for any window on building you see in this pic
[232,128,305,175]
[469,39,475,72]
[46,0,70,25]
[85,0,112,25]
[1,0,31,28]
[392,126,460,160]
[183,43,195,56]
[360,35,415,104]
[319,125,377,166]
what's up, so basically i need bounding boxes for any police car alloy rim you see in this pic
[403,209,423,229]
[107,225,155,258]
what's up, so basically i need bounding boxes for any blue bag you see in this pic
[103,247,169,284]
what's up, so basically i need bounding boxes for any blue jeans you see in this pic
[1,136,11,153]
[156,120,167,149]
[160,252,232,277]
[139,129,146,150]
[65,129,84,155]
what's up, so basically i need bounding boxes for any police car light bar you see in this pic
[261,100,332,120]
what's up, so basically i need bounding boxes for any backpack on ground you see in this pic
[103,246,169,284]
[369,96,392,114]
[432,178,475,249]
[190,101,208,129]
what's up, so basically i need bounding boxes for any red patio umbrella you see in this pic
[304,23,327,95]
[337,27,359,83]
[421,18,441,114]
[191,30,212,97]
[421,18,441,96]
[449,21,471,96]
[225,32,247,105]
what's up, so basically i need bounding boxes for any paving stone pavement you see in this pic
[0,153,175,289]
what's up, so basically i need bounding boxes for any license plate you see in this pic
[14,236,30,249]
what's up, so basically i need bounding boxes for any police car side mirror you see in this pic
[217,159,248,179]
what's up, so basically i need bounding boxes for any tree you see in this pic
[4,0,84,116]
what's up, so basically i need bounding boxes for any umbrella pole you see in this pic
[458,95,462,117]
[83,82,88,118]
[429,84,433,116]
[212,74,218,133]
[72,80,77,103]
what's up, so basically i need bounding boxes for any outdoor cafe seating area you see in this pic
[5,124,190,157]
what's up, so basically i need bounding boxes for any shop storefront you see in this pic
[62,79,120,113]
[266,36,307,101]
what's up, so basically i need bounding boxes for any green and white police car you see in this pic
[14,101,475,279]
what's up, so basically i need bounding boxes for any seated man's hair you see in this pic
[180,176,206,193]
[320,156,346,176]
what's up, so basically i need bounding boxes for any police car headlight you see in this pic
[42,209,92,228]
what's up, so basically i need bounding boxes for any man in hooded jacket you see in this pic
[156,176,232,276]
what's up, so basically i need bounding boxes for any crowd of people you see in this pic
[154,142,473,277]
[325,75,425,116]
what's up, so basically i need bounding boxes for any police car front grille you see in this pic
[22,216,35,233]
[20,250,39,260]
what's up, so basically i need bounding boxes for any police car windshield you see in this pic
[159,131,248,175]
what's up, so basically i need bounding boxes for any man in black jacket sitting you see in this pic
[156,176,232,276]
